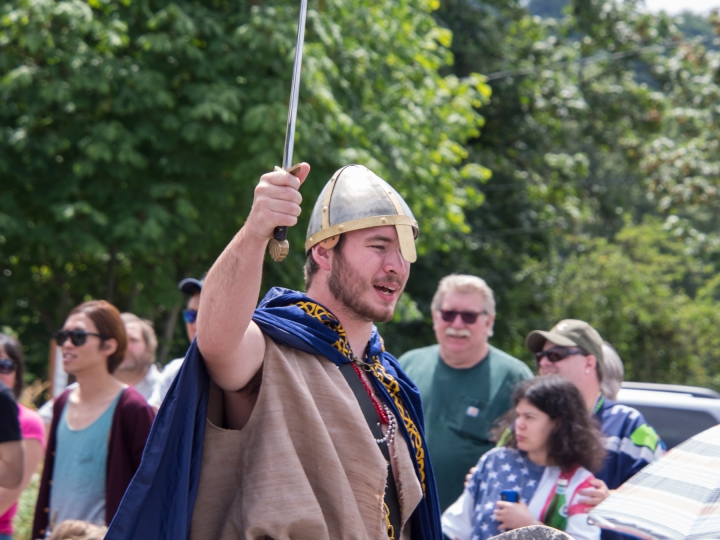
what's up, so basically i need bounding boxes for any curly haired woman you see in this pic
[442,376,606,540]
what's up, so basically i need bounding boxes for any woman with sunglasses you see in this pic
[0,334,45,540]
[32,301,155,539]
[442,376,606,540]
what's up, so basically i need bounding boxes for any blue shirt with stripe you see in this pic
[593,396,665,540]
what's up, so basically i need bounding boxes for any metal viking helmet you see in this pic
[305,165,419,262]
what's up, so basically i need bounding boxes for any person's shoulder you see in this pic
[599,397,646,425]
[570,465,595,483]
[19,404,43,426]
[18,404,46,444]
[52,386,75,414]
[398,344,440,364]
[163,358,184,373]
[599,397,662,450]
[398,344,440,368]
[484,445,520,462]
[146,363,162,382]
[120,386,155,412]
[488,346,533,376]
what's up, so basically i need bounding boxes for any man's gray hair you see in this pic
[431,274,497,316]
[121,312,158,362]
[600,342,624,400]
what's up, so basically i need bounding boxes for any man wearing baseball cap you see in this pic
[147,275,203,408]
[527,319,664,540]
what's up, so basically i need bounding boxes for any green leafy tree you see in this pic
[387,0,678,355]
[526,220,720,388]
[0,0,487,378]
[641,26,720,235]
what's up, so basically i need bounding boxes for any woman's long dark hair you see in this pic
[503,376,606,473]
[0,333,24,399]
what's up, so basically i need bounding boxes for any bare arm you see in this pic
[197,164,310,391]
[0,440,24,489]
[0,438,42,514]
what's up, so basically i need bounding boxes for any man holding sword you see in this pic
[105,0,441,534]
[105,164,443,540]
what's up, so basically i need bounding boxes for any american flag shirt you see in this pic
[442,447,600,540]
[460,447,544,539]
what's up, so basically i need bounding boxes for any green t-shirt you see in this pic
[399,344,533,511]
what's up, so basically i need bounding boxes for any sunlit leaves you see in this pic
[0,0,486,375]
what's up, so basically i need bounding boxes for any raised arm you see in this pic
[196,164,310,391]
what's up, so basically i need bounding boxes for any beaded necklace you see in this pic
[352,355,397,446]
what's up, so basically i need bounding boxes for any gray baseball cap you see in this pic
[526,319,604,374]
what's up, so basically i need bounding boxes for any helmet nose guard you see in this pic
[305,165,419,262]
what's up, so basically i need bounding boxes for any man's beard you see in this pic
[117,352,150,372]
[327,248,401,323]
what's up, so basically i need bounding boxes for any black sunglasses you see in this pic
[182,309,198,324]
[439,309,488,325]
[54,329,105,347]
[534,346,587,365]
[0,358,16,374]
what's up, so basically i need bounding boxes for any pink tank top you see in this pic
[0,404,45,535]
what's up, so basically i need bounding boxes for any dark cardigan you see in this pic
[32,386,155,539]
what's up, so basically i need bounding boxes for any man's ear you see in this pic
[486,313,496,336]
[585,354,597,374]
[311,244,333,272]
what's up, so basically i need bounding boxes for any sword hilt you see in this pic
[269,163,303,262]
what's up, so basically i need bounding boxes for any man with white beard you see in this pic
[399,275,533,512]
[115,313,161,401]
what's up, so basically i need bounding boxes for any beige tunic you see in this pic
[189,335,423,540]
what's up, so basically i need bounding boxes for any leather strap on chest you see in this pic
[338,362,401,539]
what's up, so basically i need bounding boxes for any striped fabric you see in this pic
[588,425,720,540]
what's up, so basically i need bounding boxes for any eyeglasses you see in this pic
[182,309,198,324]
[54,329,105,347]
[534,346,587,365]
[0,358,16,374]
[439,310,488,325]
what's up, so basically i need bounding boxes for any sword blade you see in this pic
[282,0,309,170]
[269,0,309,262]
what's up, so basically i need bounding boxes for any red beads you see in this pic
[351,363,389,425]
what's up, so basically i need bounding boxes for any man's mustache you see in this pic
[445,328,471,338]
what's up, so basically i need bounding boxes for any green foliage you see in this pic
[530,220,720,387]
[4,0,720,393]
[0,0,486,376]
[384,1,720,393]
[676,11,715,39]
[388,0,676,351]
[641,33,720,232]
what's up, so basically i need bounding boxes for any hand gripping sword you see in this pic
[268,0,309,263]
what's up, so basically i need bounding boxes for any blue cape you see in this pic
[105,287,442,539]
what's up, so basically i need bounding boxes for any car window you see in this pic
[626,404,719,449]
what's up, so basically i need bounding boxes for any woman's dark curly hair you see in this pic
[503,376,606,473]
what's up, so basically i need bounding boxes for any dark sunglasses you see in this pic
[534,346,587,365]
[439,309,488,325]
[182,309,198,324]
[0,358,16,374]
[54,329,105,347]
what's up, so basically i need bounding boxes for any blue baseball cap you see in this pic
[178,275,204,295]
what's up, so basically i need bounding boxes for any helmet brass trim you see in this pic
[305,164,420,262]
[305,215,418,251]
